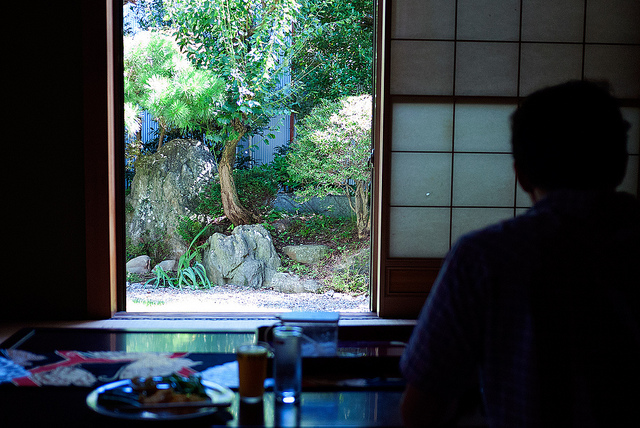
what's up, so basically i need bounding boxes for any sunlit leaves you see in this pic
[123,31,225,138]
[288,95,372,195]
[159,0,317,141]
[287,94,372,237]
[292,0,373,118]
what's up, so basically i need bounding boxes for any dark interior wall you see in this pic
[3,1,88,320]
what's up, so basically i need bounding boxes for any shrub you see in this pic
[176,215,210,245]
[262,144,303,192]
[197,167,279,219]
[329,270,368,295]
[146,226,212,289]
[287,95,372,239]
[288,214,358,242]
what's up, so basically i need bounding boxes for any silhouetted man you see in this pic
[401,80,640,427]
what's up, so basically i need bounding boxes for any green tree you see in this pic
[123,31,224,150]
[288,95,372,238]
[292,0,374,118]
[155,0,321,226]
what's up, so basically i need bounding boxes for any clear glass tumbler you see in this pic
[273,325,303,403]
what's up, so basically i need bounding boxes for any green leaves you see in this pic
[287,95,373,237]
[196,167,279,219]
[146,225,213,290]
[146,265,175,288]
[129,1,370,225]
[176,225,212,289]
[289,95,372,191]
[292,0,374,118]
[178,262,212,290]
[160,0,309,141]
[123,31,225,139]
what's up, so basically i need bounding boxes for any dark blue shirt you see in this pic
[401,190,640,427]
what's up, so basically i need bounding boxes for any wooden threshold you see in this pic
[113,311,381,321]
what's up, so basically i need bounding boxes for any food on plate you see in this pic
[131,374,211,404]
[97,374,212,409]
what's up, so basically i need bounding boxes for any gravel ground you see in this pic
[126,282,369,313]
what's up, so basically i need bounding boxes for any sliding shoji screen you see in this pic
[377,0,639,317]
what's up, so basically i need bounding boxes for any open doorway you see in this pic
[122,0,374,313]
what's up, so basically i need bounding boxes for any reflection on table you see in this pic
[234,391,403,427]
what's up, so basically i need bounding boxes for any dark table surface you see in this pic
[0,327,409,427]
[2,387,404,427]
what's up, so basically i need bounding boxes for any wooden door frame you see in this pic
[84,0,437,319]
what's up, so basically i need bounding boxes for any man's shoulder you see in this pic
[455,189,640,264]
[459,211,541,249]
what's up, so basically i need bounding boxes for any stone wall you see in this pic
[271,193,355,218]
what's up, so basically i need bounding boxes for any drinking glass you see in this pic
[273,325,303,403]
[236,343,268,402]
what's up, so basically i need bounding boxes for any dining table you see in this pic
[0,325,415,427]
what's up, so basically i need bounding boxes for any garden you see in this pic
[122,0,374,307]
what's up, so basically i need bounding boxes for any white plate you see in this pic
[86,378,234,420]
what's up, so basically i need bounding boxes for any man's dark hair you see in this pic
[511,80,630,190]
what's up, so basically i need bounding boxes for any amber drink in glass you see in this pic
[237,344,268,402]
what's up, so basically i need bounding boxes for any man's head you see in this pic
[511,80,629,193]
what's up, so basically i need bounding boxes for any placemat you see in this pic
[0,349,236,387]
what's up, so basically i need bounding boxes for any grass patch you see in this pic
[131,297,166,307]
[327,270,369,296]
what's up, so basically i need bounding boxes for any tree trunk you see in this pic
[354,180,370,239]
[157,126,166,151]
[219,136,260,226]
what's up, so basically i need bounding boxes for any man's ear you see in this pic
[514,162,547,203]
[514,161,534,194]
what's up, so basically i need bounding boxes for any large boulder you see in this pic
[202,224,281,288]
[270,272,322,294]
[126,255,151,274]
[125,139,216,259]
[153,259,177,273]
[282,244,330,264]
